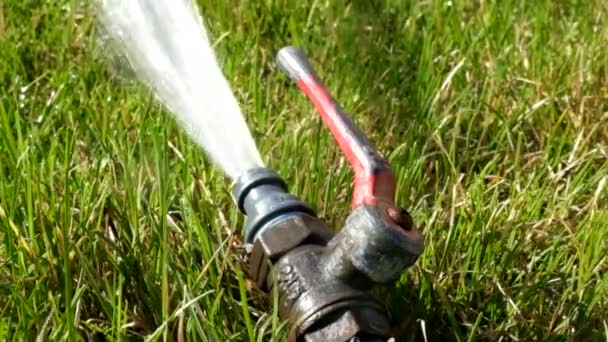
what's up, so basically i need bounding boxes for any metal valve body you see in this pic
[233,46,424,341]
[234,168,423,341]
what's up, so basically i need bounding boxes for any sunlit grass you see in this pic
[0,0,606,340]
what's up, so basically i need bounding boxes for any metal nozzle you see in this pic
[233,167,316,244]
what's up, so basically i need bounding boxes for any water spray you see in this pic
[97,0,263,179]
[234,47,424,341]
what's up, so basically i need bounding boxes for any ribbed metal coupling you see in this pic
[233,168,316,244]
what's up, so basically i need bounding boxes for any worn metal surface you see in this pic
[234,168,424,341]
[300,307,391,342]
[232,46,426,341]
[250,217,394,341]
[247,214,332,289]
[330,204,424,284]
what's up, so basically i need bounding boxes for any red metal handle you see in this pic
[277,46,395,208]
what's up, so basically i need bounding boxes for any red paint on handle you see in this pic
[296,75,395,208]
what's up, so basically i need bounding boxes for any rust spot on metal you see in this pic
[386,206,413,231]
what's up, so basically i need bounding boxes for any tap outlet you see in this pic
[233,168,423,341]
[232,46,424,342]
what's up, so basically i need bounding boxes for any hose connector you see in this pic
[233,167,315,244]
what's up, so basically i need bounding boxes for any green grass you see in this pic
[1,0,607,340]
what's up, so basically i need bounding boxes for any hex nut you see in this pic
[247,215,332,289]
[300,306,391,342]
